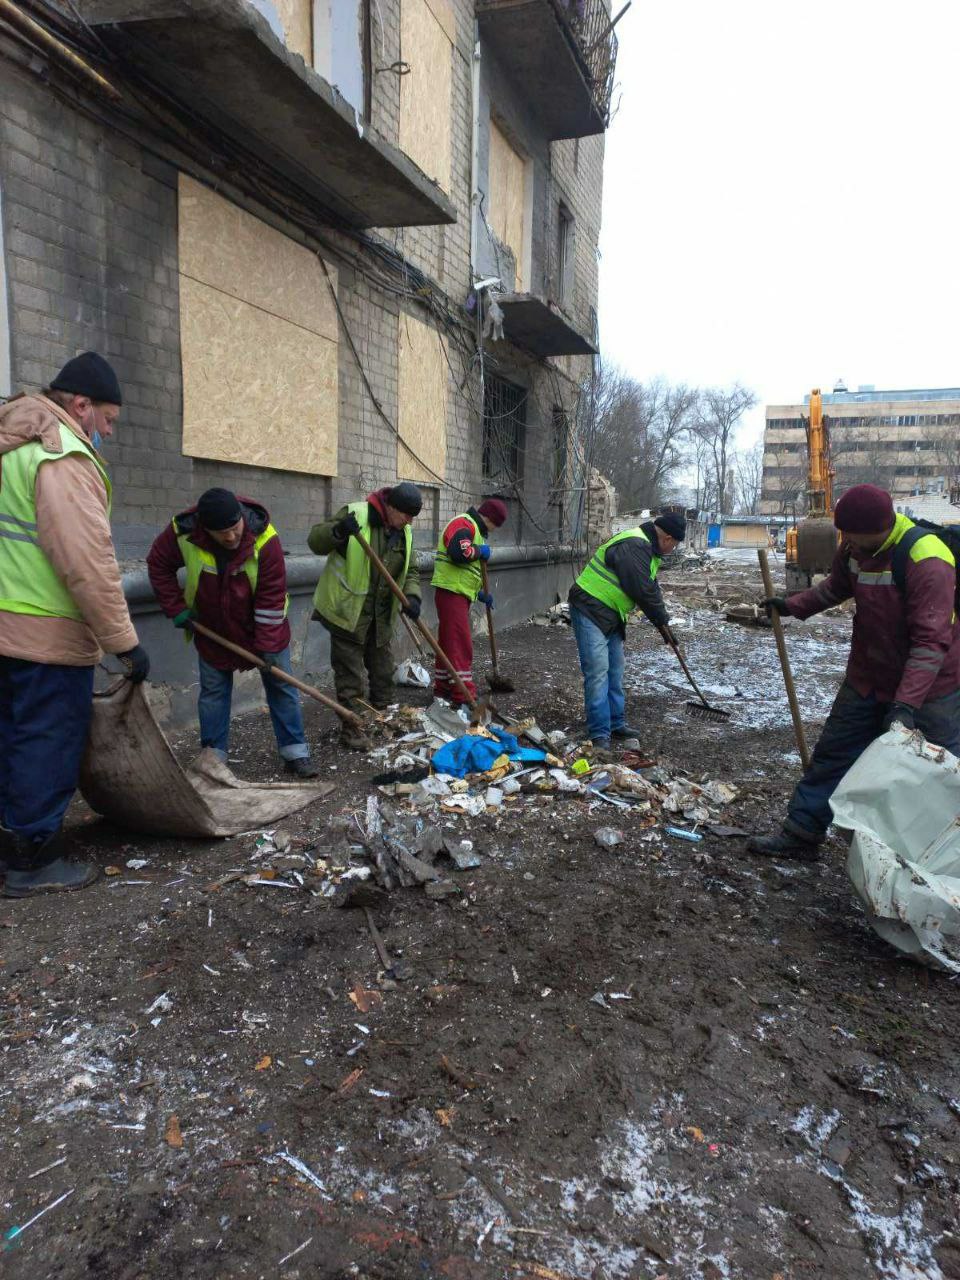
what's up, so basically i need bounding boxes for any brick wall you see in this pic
[0,0,605,563]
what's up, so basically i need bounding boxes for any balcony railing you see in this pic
[550,0,618,128]
[475,0,619,138]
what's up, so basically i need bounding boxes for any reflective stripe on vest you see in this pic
[174,519,287,639]
[312,501,413,633]
[574,527,661,623]
[0,424,111,621]
[431,513,484,600]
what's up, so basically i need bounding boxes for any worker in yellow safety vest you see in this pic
[568,512,686,755]
[310,482,423,749]
[0,352,149,898]
[147,487,318,777]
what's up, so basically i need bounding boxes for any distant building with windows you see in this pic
[760,383,960,515]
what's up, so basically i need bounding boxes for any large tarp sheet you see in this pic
[831,725,960,973]
[79,680,333,838]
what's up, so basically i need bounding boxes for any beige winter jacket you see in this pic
[0,393,138,666]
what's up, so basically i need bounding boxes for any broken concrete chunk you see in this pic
[448,840,482,871]
[425,879,462,900]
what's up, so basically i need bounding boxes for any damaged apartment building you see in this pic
[0,0,618,696]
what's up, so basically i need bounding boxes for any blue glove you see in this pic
[477,543,492,561]
[477,590,494,610]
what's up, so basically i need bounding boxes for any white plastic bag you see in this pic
[831,726,960,973]
[394,658,431,688]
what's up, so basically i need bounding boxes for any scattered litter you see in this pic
[278,1238,313,1267]
[664,826,704,843]
[393,658,431,687]
[125,858,149,870]
[3,1188,74,1245]
[255,1055,272,1071]
[269,1151,331,1198]
[590,991,610,1009]
[27,1157,67,1180]
[448,839,482,871]
[164,1114,184,1148]
[144,992,172,1016]
[594,827,624,849]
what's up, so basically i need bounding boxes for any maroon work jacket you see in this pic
[146,498,290,671]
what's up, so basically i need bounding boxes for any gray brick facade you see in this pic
[0,0,608,562]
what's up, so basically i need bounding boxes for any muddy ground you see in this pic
[2,552,959,1280]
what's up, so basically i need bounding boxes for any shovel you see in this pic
[666,635,730,723]
[352,530,490,724]
[189,621,366,733]
[480,561,515,694]
[757,548,810,768]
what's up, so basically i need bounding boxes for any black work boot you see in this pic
[590,739,616,763]
[284,757,320,779]
[746,830,822,862]
[1,832,101,898]
[611,724,643,740]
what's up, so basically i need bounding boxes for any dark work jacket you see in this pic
[568,521,669,637]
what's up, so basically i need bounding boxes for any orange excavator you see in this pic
[785,388,838,592]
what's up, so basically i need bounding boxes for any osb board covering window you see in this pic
[488,120,526,290]
[399,0,453,192]
[274,0,312,61]
[178,174,338,477]
[397,311,447,484]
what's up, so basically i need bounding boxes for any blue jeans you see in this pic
[571,605,625,741]
[198,648,309,761]
[0,656,95,841]
[786,680,960,842]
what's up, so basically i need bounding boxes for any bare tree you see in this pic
[733,442,765,514]
[588,368,698,511]
[696,383,758,515]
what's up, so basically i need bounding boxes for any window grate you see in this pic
[483,375,527,487]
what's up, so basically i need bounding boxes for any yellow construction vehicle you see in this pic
[785,388,838,592]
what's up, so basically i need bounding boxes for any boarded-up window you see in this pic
[399,0,454,192]
[177,174,338,477]
[274,0,312,60]
[487,120,527,291]
[397,311,447,484]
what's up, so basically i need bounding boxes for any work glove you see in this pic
[332,512,361,543]
[761,596,791,617]
[882,702,916,732]
[259,651,282,672]
[402,596,422,620]
[658,622,678,647]
[477,543,492,561]
[173,607,196,631]
[477,590,495,610]
[118,644,150,684]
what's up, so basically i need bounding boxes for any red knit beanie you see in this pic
[477,498,508,527]
[833,484,895,534]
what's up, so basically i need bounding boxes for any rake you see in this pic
[666,636,731,723]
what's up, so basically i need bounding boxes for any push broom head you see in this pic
[685,700,731,723]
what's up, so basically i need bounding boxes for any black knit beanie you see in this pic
[386,481,423,516]
[50,351,123,406]
[654,512,686,541]
[197,488,243,531]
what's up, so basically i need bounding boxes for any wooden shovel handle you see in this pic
[480,560,500,674]
[352,531,478,709]
[758,549,810,769]
[189,621,364,730]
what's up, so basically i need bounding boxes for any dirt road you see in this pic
[2,555,958,1279]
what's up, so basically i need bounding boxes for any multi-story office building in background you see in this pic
[761,382,960,515]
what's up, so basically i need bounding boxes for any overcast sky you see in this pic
[598,0,960,448]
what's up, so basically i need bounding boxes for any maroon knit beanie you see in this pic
[477,498,508,527]
[833,484,895,534]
